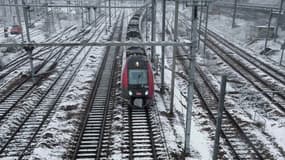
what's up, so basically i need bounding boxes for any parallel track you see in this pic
[0,17,107,159]
[177,45,277,159]
[71,12,123,160]
[122,104,168,160]
[179,14,285,113]
[0,16,105,127]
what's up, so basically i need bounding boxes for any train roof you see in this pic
[126,46,146,57]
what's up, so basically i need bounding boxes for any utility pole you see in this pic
[145,7,148,41]
[170,0,179,115]
[275,0,284,41]
[185,0,198,156]
[44,0,49,35]
[108,0,111,28]
[23,0,35,83]
[265,9,273,50]
[212,75,227,160]
[94,7,97,26]
[151,0,156,62]
[9,0,13,25]
[160,0,166,93]
[51,6,55,32]
[280,42,285,65]
[232,0,237,28]
[2,0,7,27]
[113,0,114,17]
[198,6,203,49]
[81,3,84,28]
[203,4,209,59]
[87,7,91,25]
[14,0,24,42]
[104,0,107,33]
[22,2,31,42]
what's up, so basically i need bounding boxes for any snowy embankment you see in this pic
[29,11,118,159]
[29,46,105,159]
[208,13,285,71]
[150,3,224,159]
[201,11,285,157]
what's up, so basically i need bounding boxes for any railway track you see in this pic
[0,26,99,127]
[203,38,285,113]
[0,14,103,79]
[166,12,282,158]
[176,45,276,159]
[0,16,106,127]
[205,28,285,86]
[0,15,107,159]
[71,12,123,159]
[122,104,168,160]
[178,14,285,114]
[1,25,77,71]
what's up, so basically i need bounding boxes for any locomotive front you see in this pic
[122,56,154,105]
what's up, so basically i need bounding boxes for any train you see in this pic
[121,9,154,106]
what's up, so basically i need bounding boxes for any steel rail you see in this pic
[180,13,285,86]
[204,28,285,85]
[0,41,192,47]
[18,18,108,159]
[96,13,124,160]
[178,45,266,159]
[204,39,285,113]
[1,25,77,71]
[127,104,134,160]
[0,17,107,158]
[144,106,158,159]
[194,64,265,159]
[71,12,123,160]
[0,19,105,125]
[179,14,285,113]
[166,14,267,157]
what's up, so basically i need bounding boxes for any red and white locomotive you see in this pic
[121,10,154,106]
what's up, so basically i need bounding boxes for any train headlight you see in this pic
[145,90,148,96]
[129,91,133,96]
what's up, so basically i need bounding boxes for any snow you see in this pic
[0,1,284,159]
[30,46,106,159]
[29,11,117,159]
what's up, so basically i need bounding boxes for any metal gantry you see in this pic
[170,0,179,115]
[185,0,198,156]
[275,0,284,40]
[0,0,200,158]
[160,0,166,93]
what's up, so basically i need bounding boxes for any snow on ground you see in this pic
[1,1,284,159]
[29,11,118,159]
[207,7,285,67]
[29,45,107,159]
[150,2,222,159]
[154,2,285,159]
[203,7,285,153]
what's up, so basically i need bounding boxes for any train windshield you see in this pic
[129,69,148,85]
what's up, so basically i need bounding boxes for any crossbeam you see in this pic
[0,4,149,9]
[215,2,283,12]
[0,41,192,47]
